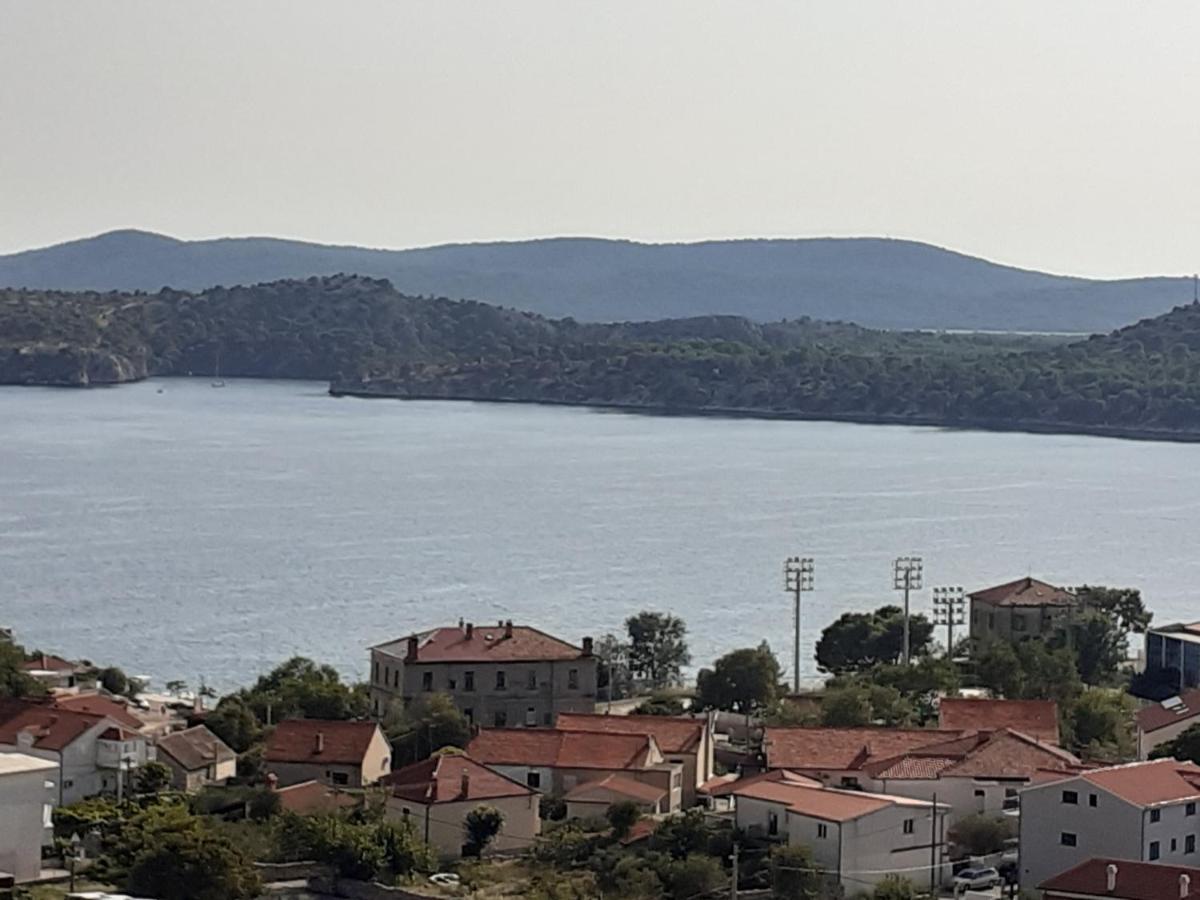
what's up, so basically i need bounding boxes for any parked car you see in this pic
[953,867,1001,890]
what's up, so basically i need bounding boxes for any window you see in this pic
[568,668,579,689]
[972,610,978,625]
[841,777,861,789]
[1188,802,1196,816]
[542,712,552,725]
[448,678,456,690]
[767,811,778,836]
[463,708,474,724]
[331,772,349,786]
[1150,841,1161,860]
[974,789,985,798]
[1172,838,1179,853]
[384,665,390,685]
[1013,614,1026,632]
[422,671,433,692]
[525,706,536,727]
[817,823,828,839]
[496,670,507,690]
[673,772,682,788]
[1060,832,1077,847]
[988,613,995,629]
[1062,790,1078,805]
[393,669,399,687]
[1089,793,1097,807]
[494,710,507,727]
[1150,809,1161,823]
[464,671,475,691]
[527,771,541,789]
[373,661,379,682]
[527,670,537,690]
[1187,835,1196,854]
[903,819,914,835]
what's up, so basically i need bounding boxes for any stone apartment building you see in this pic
[368,621,598,727]
[969,576,1077,646]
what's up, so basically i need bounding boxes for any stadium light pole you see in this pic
[893,556,924,664]
[932,586,966,658]
[784,557,814,693]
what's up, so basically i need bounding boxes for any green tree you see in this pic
[626,612,691,690]
[770,843,822,899]
[596,633,634,702]
[135,760,173,795]
[695,642,782,713]
[947,814,1014,856]
[666,855,723,899]
[973,641,1023,699]
[98,666,129,696]
[463,805,504,857]
[650,809,711,860]
[205,696,262,754]
[236,656,369,723]
[0,637,46,699]
[820,685,872,727]
[631,693,686,716]
[605,800,642,840]
[386,693,471,766]
[873,874,919,899]
[816,606,934,674]
[1066,690,1135,760]
[1151,722,1200,763]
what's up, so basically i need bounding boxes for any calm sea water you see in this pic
[2,378,1198,692]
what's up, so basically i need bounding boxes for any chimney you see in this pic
[1183,873,1192,899]
[266,772,279,792]
[504,620,513,639]
[406,636,419,661]
[582,636,594,656]
[16,729,35,750]
[466,622,474,639]
[458,617,464,630]
[460,770,471,798]
[1106,863,1117,892]
[314,732,325,754]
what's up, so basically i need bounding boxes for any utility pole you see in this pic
[932,586,966,658]
[929,791,938,897]
[893,556,923,664]
[784,557,814,693]
[730,842,739,900]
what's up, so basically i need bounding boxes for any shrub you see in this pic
[947,813,1015,856]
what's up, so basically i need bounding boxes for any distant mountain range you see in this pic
[0,229,1191,332]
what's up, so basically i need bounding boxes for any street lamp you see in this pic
[932,586,966,658]
[893,556,924,664]
[784,557,815,693]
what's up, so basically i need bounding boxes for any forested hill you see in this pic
[5,276,1200,439]
[0,229,1190,332]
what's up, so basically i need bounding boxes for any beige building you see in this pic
[383,753,539,858]
[564,773,668,821]
[265,719,390,788]
[969,577,1077,646]
[368,621,598,728]
[155,725,236,791]
[466,726,684,813]
[0,752,57,881]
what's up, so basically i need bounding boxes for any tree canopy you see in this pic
[385,692,471,766]
[695,642,782,713]
[625,612,691,690]
[815,606,934,674]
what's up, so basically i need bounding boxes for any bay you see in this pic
[2,377,1196,692]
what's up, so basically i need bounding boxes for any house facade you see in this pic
[1019,759,1200,891]
[265,719,390,788]
[383,754,540,858]
[155,725,237,791]
[968,577,1076,646]
[0,752,57,881]
[564,773,669,820]
[368,621,598,727]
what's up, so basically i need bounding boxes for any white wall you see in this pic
[875,776,1020,828]
[0,758,56,881]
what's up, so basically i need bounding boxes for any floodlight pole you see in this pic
[932,586,966,658]
[893,556,923,664]
[784,557,814,693]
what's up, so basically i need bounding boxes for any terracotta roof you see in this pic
[733,779,933,823]
[21,653,79,672]
[555,713,706,754]
[1073,759,1200,807]
[466,728,657,770]
[1039,857,1200,899]
[52,693,144,731]
[938,698,1060,744]
[374,624,584,663]
[1136,688,1200,734]
[865,729,1079,781]
[565,774,666,805]
[968,577,1075,608]
[763,726,960,771]
[265,719,383,767]
[156,725,236,772]
[275,780,362,815]
[870,756,961,780]
[620,817,657,845]
[0,698,108,751]
[702,769,822,798]
[382,753,536,805]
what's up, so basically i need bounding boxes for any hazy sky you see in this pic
[3,1,1199,277]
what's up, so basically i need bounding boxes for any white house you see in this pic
[0,752,57,881]
[732,775,947,891]
[1019,758,1200,892]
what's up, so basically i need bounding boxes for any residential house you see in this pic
[1137,690,1200,759]
[0,699,152,805]
[700,769,821,813]
[0,752,57,881]
[155,726,236,791]
[264,719,390,788]
[368,621,598,727]
[1018,758,1200,891]
[731,775,947,892]
[466,727,684,813]
[763,726,962,789]
[20,654,91,691]
[1146,623,1200,694]
[382,753,539,858]
[49,693,146,731]
[555,712,715,807]
[564,774,670,821]
[938,698,1060,745]
[969,577,1076,646]
[270,776,363,816]
[1040,858,1200,900]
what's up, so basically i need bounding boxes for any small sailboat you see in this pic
[211,346,226,388]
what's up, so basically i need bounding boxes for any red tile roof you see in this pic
[1136,688,1200,734]
[156,725,236,771]
[555,713,706,754]
[466,728,657,770]
[938,698,1060,744]
[701,769,822,798]
[52,693,144,731]
[265,719,383,767]
[1073,759,1200,807]
[968,577,1075,608]
[275,780,363,815]
[733,779,933,823]
[382,753,536,805]
[0,699,108,751]
[763,726,960,771]
[21,654,80,672]
[865,729,1078,781]
[565,774,666,805]
[374,624,584,663]
[1039,857,1200,899]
